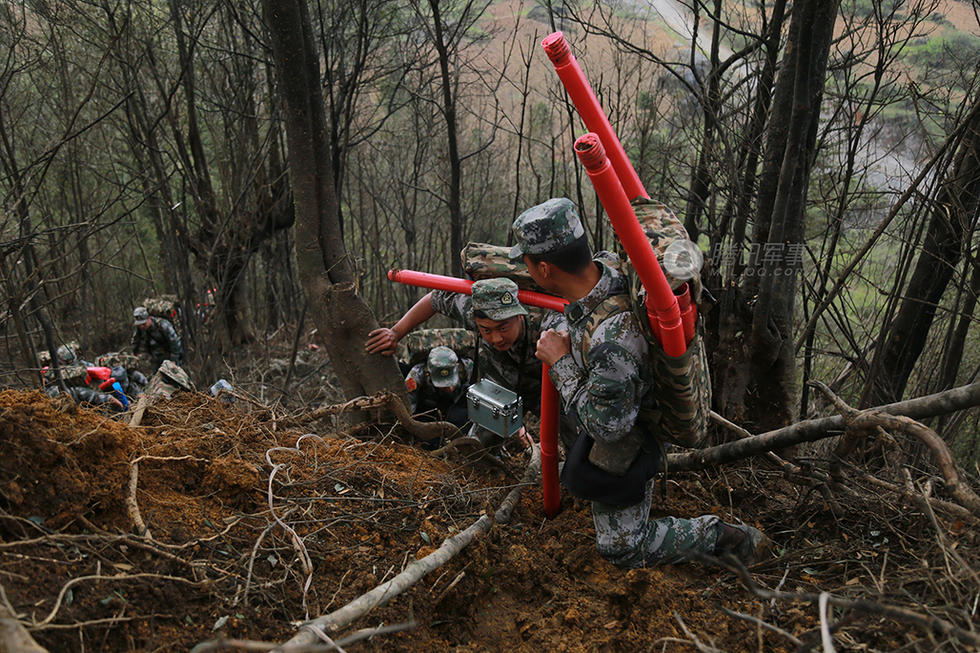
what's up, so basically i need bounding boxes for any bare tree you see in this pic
[262,0,405,401]
[866,98,980,406]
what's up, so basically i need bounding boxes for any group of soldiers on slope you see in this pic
[367,196,772,571]
[40,304,187,411]
[39,198,772,571]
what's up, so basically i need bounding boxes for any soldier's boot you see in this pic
[715,523,772,566]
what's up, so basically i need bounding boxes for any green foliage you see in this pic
[901,33,980,71]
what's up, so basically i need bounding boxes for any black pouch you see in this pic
[560,430,662,506]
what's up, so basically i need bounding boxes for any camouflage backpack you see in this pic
[461,243,545,292]
[398,328,477,369]
[143,295,182,333]
[97,351,141,369]
[585,198,710,449]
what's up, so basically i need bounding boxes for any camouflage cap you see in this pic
[509,197,585,260]
[471,277,528,321]
[133,306,149,325]
[426,346,460,388]
[158,360,192,391]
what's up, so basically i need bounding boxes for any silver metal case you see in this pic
[466,379,523,437]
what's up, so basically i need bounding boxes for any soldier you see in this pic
[405,346,474,429]
[97,352,149,398]
[42,363,124,412]
[365,277,548,447]
[131,306,183,372]
[40,342,89,384]
[512,197,769,568]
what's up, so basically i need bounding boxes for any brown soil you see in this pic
[1,386,977,652]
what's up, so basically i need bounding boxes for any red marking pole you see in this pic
[540,364,561,518]
[542,31,648,202]
[574,134,687,356]
[387,268,565,517]
[387,269,568,313]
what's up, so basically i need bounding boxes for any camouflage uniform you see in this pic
[42,364,123,412]
[511,197,723,568]
[430,282,560,415]
[131,306,183,371]
[97,352,149,398]
[405,346,474,428]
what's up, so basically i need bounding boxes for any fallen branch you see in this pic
[298,392,459,442]
[190,620,417,653]
[277,514,492,651]
[667,382,980,472]
[495,444,540,524]
[812,381,980,518]
[268,443,542,651]
[839,460,977,523]
[0,581,47,652]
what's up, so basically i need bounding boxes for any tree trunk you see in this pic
[429,0,465,278]
[717,0,839,431]
[263,0,405,401]
[867,103,980,406]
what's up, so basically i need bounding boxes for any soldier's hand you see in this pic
[535,329,571,366]
[365,327,399,356]
[109,397,124,410]
[516,426,533,450]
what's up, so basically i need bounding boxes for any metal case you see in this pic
[467,379,523,437]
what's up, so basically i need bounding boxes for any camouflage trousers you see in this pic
[592,478,721,567]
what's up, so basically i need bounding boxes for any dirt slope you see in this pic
[1,389,976,652]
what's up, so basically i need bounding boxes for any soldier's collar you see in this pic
[564,260,617,323]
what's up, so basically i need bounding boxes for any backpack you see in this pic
[397,328,477,369]
[143,295,182,334]
[583,198,711,449]
[461,243,546,292]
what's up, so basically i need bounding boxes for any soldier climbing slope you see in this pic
[404,346,474,429]
[131,306,183,373]
[41,363,125,412]
[512,197,771,569]
[366,277,550,448]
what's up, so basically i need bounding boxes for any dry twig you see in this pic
[706,555,980,648]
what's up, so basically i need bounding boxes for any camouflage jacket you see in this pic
[430,290,560,413]
[131,317,182,361]
[45,385,120,409]
[549,255,709,474]
[549,258,649,449]
[405,357,474,413]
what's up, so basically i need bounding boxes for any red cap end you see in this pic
[541,32,570,65]
[574,133,607,172]
[387,269,399,281]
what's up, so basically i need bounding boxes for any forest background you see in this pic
[1,0,979,464]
